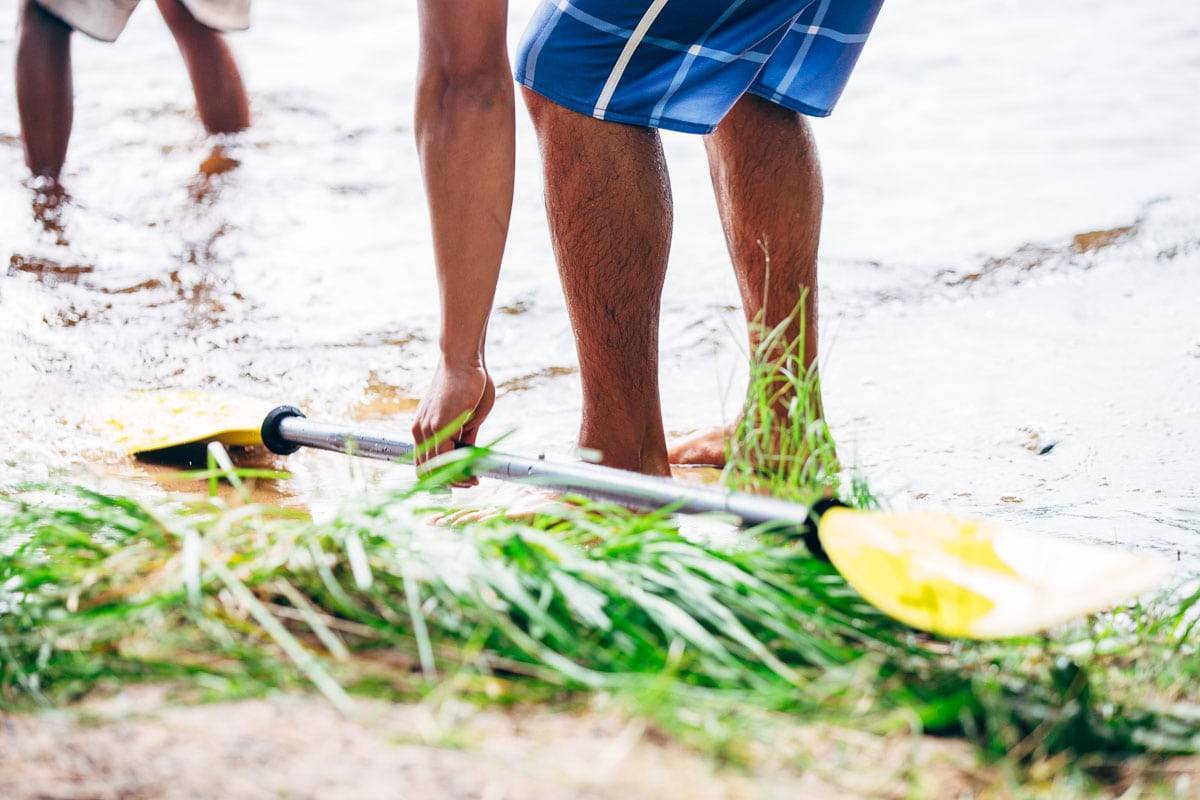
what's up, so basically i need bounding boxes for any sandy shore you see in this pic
[2,688,986,800]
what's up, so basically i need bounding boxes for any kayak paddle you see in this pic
[103,390,1171,640]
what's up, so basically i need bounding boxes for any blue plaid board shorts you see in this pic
[516,0,884,134]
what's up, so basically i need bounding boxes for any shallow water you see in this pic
[1,2,1197,557]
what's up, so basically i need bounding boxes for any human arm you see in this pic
[411,0,514,474]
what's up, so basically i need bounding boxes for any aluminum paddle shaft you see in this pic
[261,406,827,535]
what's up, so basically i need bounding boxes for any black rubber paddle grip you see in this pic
[261,405,306,455]
[803,496,847,562]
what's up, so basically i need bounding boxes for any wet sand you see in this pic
[0,687,991,800]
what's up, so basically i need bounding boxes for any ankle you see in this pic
[579,429,669,476]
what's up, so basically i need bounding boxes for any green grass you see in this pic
[2,310,1199,790]
[723,296,843,506]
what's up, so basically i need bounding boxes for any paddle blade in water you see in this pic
[104,390,271,455]
[817,508,1170,639]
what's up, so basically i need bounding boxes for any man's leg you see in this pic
[16,0,73,179]
[155,0,249,134]
[523,89,673,476]
[669,93,823,465]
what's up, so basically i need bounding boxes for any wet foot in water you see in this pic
[668,425,733,467]
[669,424,842,475]
[190,145,242,202]
[26,176,70,246]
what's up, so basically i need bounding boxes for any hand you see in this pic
[412,360,495,486]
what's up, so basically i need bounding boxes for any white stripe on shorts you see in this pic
[523,0,570,87]
[770,0,831,102]
[593,0,673,120]
[648,0,748,126]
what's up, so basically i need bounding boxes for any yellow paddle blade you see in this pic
[817,508,1170,639]
[103,389,272,455]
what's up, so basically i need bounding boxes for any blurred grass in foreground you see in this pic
[2,310,1199,791]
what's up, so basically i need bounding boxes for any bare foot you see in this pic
[668,425,734,467]
[27,176,70,246]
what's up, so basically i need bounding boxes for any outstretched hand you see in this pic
[412,360,495,486]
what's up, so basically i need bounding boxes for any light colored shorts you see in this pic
[516,0,884,134]
[35,0,250,42]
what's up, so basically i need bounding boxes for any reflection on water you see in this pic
[351,372,420,420]
[0,1,1197,559]
[9,253,92,285]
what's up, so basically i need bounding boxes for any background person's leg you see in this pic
[669,93,824,466]
[523,88,673,476]
[155,0,249,134]
[16,0,73,179]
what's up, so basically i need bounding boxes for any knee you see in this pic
[417,61,512,115]
[520,86,601,138]
[415,62,513,145]
[417,37,512,107]
[741,96,802,135]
